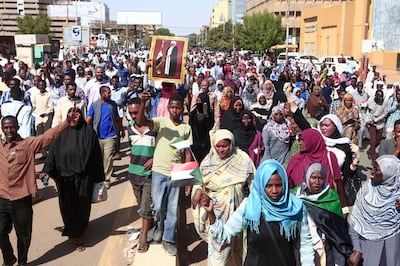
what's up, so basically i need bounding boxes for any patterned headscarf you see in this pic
[265,104,291,143]
[350,155,400,241]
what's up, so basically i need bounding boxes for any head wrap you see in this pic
[244,159,304,240]
[265,104,291,143]
[286,128,341,187]
[318,114,351,147]
[350,155,400,241]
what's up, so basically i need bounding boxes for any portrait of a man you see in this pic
[149,36,188,83]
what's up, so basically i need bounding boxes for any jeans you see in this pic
[0,196,33,265]
[151,171,179,243]
[99,137,117,182]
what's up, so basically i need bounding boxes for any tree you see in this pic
[17,13,51,34]
[205,21,234,51]
[234,11,285,51]
[153,28,175,37]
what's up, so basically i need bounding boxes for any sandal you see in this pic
[137,242,149,253]
[72,238,86,252]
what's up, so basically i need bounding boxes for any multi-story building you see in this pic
[0,0,53,36]
[210,0,230,29]
[300,0,400,70]
[210,0,249,29]
[246,0,347,48]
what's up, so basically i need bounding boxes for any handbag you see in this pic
[92,182,108,203]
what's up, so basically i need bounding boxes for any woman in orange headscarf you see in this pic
[334,93,360,145]
[219,86,234,117]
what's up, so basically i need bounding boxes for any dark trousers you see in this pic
[0,196,32,265]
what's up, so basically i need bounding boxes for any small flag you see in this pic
[171,161,202,187]
[170,136,191,150]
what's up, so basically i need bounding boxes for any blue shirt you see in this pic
[88,102,117,139]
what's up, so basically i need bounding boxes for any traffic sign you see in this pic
[71,26,82,41]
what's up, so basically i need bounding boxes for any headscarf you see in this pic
[219,86,234,112]
[244,159,304,240]
[43,108,104,178]
[295,163,343,217]
[200,129,254,189]
[234,110,257,152]
[318,114,351,147]
[250,92,268,110]
[262,80,276,100]
[265,104,291,143]
[350,155,400,241]
[220,96,244,132]
[292,87,304,107]
[286,128,341,187]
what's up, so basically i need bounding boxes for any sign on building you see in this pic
[71,26,82,41]
[63,26,90,47]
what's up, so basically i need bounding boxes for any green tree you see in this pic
[153,28,175,37]
[205,21,234,50]
[17,13,51,34]
[234,11,285,51]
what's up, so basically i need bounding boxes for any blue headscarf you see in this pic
[244,159,304,240]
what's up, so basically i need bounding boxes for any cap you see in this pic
[130,73,143,79]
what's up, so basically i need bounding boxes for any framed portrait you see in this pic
[148,36,188,83]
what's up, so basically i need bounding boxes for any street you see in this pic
[7,135,373,266]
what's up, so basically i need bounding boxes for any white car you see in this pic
[321,56,359,74]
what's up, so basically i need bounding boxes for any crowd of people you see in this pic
[0,47,400,265]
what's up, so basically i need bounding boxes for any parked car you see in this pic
[297,55,321,71]
[321,56,359,74]
[276,52,301,65]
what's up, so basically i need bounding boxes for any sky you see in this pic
[100,0,218,36]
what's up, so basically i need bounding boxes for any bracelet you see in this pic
[342,206,350,215]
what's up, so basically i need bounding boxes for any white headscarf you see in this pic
[318,114,351,147]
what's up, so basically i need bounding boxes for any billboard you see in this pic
[63,26,90,46]
[371,0,400,51]
[116,11,162,25]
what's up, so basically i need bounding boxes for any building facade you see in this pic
[0,0,52,36]
[210,0,230,29]
[300,0,400,70]
[246,0,348,47]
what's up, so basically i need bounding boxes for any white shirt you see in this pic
[1,100,32,138]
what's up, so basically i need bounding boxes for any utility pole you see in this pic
[285,0,290,61]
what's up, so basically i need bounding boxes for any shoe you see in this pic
[162,240,177,256]
[2,256,17,266]
[104,181,111,189]
[153,228,163,243]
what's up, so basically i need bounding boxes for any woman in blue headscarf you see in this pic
[200,159,315,266]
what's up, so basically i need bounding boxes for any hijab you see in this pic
[318,114,352,154]
[251,92,268,110]
[295,163,343,217]
[43,108,104,178]
[286,128,341,187]
[234,110,257,152]
[220,96,244,132]
[244,159,304,240]
[350,155,400,241]
[265,104,291,143]
[200,129,254,189]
